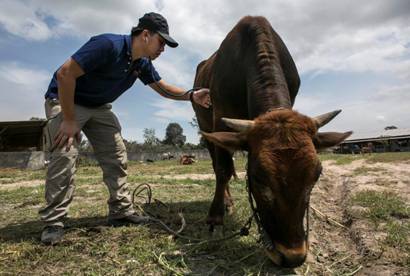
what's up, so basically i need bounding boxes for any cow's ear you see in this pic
[201,131,248,152]
[313,131,352,149]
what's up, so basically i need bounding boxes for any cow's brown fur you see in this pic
[192,16,350,268]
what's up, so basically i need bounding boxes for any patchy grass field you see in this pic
[1,152,409,275]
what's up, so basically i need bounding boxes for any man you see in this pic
[39,12,211,245]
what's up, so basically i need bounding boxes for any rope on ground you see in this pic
[310,205,348,229]
[345,265,363,276]
[131,183,254,244]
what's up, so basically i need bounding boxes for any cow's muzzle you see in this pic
[265,240,307,268]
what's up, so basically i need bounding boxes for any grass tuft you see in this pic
[350,190,409,223]
[350,190,410,265]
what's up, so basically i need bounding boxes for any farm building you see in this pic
[0,120,47,169]
[335,128,410,154]
[0,120,47,151]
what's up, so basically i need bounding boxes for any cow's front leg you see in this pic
[224,183,234,215]
[207,173,229,227]
[207,147,234,228]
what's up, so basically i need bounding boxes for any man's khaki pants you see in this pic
[39,99,134,227]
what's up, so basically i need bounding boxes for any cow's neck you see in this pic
[247,69,292,118]
[246,34,292,118]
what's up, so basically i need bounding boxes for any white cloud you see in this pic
[372,84,410,103]
[165,0,410,79]
[0,62,49,87]
[297,25,410,77]
[0,0,53,41]
[376,115,386,122]
[0,62,50,120]
[153,54,194,88]
[150,98,194,123]
[309,83,410,134]
[121,126,145,143]
[1,0,409,77]
[1,0,409,142]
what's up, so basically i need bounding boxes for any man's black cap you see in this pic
[132,12,178,48]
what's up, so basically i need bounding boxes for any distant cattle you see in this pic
[192,16,351,268]
[161,152,175,160]
[179,154,196,165]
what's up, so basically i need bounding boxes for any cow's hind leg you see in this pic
[207,146,235,227]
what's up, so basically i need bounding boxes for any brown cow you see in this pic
[191,16,352,268]
[179,154,196,165]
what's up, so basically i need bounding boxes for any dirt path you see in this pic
[306,160,409,275]
[0,179,44,191]
[305,161,363,275]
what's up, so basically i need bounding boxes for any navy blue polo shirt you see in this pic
[45,34,161,107]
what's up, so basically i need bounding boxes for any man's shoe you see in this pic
[41,226,64,245]
[107,214,150,227]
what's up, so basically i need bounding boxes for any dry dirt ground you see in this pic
[306,159,410,275]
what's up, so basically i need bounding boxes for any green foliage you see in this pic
[351,166,387,176]
[319,152,410,165]
[189,117,199,129]
[189,116,207,149]
[143,128,160,146]
[319,153,360,165]
[163,123,186,147]
[29,117,46,121]
[385,221,410,252]
[77,154,99,166]
[123,139,142,152]
[350,190,410,265]
[79,138,93,152]
[365,152,410,163]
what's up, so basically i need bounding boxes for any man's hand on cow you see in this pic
[192,88,212,108]
[53,120,81,152]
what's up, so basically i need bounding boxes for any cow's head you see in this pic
[202,109,351,268]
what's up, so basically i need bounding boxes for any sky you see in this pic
[0,0,409,143]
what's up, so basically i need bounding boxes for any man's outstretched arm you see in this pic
[149,79,211,108]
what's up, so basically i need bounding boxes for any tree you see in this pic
[163,123,186,147]
[29,117,45,121]
[384,126,398,130]
[190,116,207,148]
[123,139,140,152]
[79,138,93,152]
[143,128,160,146]
[189,117,199,129]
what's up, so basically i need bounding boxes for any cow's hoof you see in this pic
[206,216,224,230]
[208,224,225,234]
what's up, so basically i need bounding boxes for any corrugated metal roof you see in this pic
[345,128,410,142]
[0,120,47,128]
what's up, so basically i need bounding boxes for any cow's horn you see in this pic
[313,110,342,128]
[221,118,255,132]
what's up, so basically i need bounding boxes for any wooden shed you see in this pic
[0,120,47,151]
